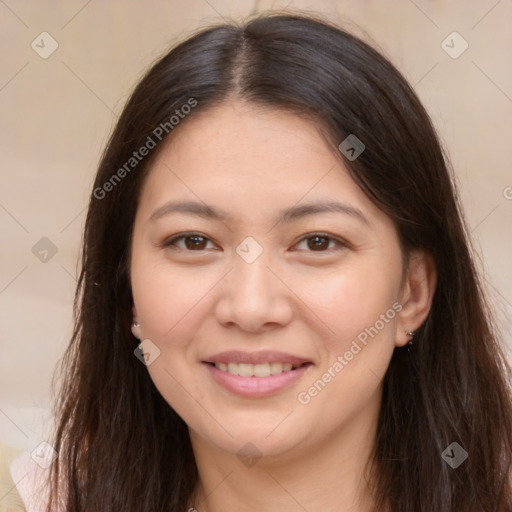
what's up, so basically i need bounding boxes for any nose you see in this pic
[214,251,293,333]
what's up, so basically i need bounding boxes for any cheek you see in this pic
[294,269,399,420]
[297,263,400,351]
[132,254,401,351]
[131,258,216,341]
[130,260,215,415]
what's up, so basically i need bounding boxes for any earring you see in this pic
[406,330,415,346]
[131,322,141,339]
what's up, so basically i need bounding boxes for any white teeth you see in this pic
[214,361,299,377]
[254,362,270,377]
[270,362,283,375]
[238,363,253,377]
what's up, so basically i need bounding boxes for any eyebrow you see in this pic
[149,199,370,226]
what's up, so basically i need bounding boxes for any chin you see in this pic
[190,416,310,460]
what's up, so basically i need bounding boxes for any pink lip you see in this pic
[203,350,311,366]
[202,362,313,398]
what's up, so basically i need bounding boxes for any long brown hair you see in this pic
[47,12,512,512]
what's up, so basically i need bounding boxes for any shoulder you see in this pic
[0,441,54,512]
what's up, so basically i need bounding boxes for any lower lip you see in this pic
[202,363,312,398]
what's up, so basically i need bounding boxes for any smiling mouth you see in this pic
[204,361,312,377]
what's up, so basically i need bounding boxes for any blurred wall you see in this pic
[1,0,511,451]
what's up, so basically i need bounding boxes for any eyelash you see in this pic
[161,232,349,253]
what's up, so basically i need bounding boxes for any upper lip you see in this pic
[203,351,312,366]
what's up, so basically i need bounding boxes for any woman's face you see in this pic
[130,100,413,460]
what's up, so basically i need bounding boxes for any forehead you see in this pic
[155,101,334,176]
[135,100,382,227]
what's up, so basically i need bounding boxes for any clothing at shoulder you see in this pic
[0,441,56,512]
[0,442,26,511]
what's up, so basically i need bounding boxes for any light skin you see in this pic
[129,100,437,512]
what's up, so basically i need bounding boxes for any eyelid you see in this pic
[161,231,350,252]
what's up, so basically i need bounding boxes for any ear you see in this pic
[395,249,437,347]
[131,305,141,339]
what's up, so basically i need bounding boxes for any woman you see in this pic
[12,12,511,512]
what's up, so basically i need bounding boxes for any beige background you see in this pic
[1,0,511,453]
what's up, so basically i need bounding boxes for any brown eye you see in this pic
[162,233,214,251]
[294,233,347,252]
[183,235,208,250]
[306,235,331,251]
